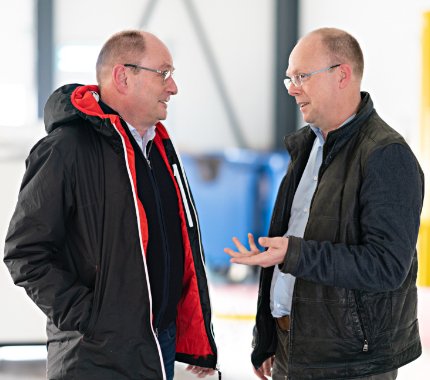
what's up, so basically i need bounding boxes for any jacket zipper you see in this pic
[111,120,166,379]
[354,292,369,352]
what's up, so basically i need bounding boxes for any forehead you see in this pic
[141,36,173,68]
[287,36,328,74]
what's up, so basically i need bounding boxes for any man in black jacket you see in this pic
[225,28,424,379]
[4,30,217,380]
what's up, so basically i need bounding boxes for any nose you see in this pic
[166,77,178,95]
[287,82,301,97]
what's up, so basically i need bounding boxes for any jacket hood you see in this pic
[44,84,118,136]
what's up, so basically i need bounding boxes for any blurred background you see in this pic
[1,0,430,379]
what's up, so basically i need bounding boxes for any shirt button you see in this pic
[313,175,318,181]
[304,208,308,213]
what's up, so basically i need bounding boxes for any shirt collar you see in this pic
[310,113,356,145]
[125,122,157,142]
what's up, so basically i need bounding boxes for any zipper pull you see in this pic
[363,339,369,352]
[145,140,153,169]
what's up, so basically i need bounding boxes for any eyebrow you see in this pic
[160,63,174,70]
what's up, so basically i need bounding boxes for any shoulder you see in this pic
[359,112,406,150]
[29,120,98,165]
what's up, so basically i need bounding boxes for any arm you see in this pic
[225,144,423,292]
[286,144,423,291]
[4,139,93,333]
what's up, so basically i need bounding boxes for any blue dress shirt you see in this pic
[270,115,355,318]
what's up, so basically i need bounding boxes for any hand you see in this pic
[185,365,215,378]
[224,233,288,268]
[253,356,274,379]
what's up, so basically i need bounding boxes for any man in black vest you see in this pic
[225,28,424,380]
[4,30,217,380]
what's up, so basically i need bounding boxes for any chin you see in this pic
[301,113,314,124]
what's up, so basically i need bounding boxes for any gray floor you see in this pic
[0,361,45,380]
[1,298,430,379]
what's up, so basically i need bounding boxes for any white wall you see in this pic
[300,0,430,153]
[54,0,275,152]
[0,0,36,127]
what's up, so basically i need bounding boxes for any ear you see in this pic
[338,63,352,89]
[111,64,129,94]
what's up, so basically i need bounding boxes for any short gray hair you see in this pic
[312,28,364,80]
[96,30,146,86]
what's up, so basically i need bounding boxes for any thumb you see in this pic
[258,236,269,247]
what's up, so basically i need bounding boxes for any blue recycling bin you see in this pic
[258,152,291,236]
[181,149,290,275]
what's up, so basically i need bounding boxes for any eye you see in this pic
[298,73,307,80]
[162,70,174,81]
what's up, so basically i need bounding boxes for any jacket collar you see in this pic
[284,92,374,162]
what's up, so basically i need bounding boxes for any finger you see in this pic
[231,249,283,267]
[224,247,255,258]
[261,363,270,376]
[258,236,272,248]
[224,247,239,257]
[190,366,201,374]
[248,233,259,252]
[253,366,268,380]
[261,357,273,376]
[196,368,215,378]
[232,236,251,254]
[230,255,260,266]
[258,236,286,249]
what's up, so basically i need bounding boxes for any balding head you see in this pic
[96,30,160,89]
[287,28,363,135]
[303,28,364,82]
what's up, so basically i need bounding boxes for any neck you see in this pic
[100,94,153,137]
[321,91,361,139]
[128,123,153,137]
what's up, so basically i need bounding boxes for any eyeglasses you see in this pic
[124,63,174,82]
[284,64,341,90]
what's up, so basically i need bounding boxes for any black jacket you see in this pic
[4,84,218,380]
[252,93,424,379]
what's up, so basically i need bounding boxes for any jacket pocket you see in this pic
[350,291,369,352]
[83,265,102,338]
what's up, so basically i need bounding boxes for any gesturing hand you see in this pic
[224,233,289,268]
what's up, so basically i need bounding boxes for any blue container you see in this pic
[181,149,290,274]
[257,152,290,236]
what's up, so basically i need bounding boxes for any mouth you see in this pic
[159,100,168,108]
[298,102,309,110]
